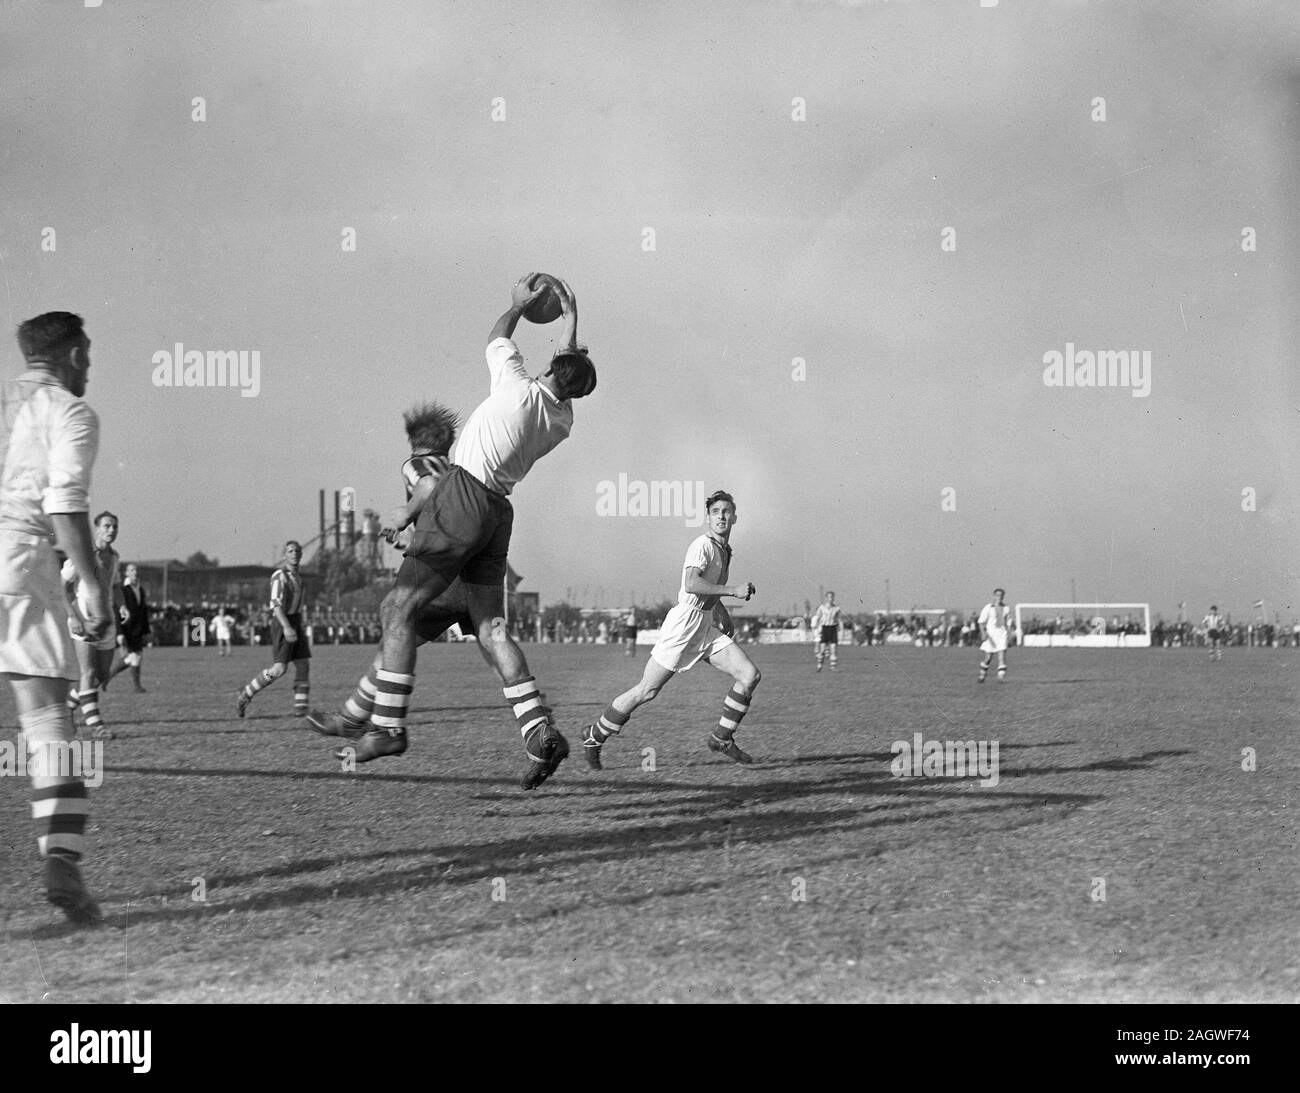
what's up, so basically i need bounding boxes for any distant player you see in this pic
[581,490,760,768]
[621,609,638,656]
[61,510,120,739]
[236,540,310,717]
[1202,605,1225,662]
[1,311,109,925]
[111,561,151,689]
[319,276,596,792]
[977,587,1011,683]
[212,605,236,656]
[810,591,842,671]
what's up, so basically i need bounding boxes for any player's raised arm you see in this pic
[490,274,550,344]
[552,276,578,352]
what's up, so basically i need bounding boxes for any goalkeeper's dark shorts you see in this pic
[400,466,513,589]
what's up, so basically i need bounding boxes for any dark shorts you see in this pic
[401,465,514,588]
[122,630,146,655]
[1208,629,1222,642]
[414,579,475,642]
[272,613,311,663]
[819,625,838,645]
[622,626,638,641]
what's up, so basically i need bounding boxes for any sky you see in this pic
[1,0,1296,620]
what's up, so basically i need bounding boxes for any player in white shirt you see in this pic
[211,607,236,656]
[810,591,843,671]
[1202,605,1225,661]
[0,311,109,925]
[347,275,596,791]
[582,490,761,767]
[977,587,1011,683]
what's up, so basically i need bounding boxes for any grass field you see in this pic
[1,642,1296,1004]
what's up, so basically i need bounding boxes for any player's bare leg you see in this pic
[71,642,114,740]
[8,673,101,926]
[463,582,567,790]
[581,656,676,769]
[337,569,453,761]
[704,642,761,764]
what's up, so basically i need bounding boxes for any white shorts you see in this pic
[980,629,1009,654]
[0,532,78,680]
[651,604,734,673]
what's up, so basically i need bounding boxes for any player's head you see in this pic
[125,563,139,582]
[825,591,835,604]
[17,312,91,396]
[993,587,1005,601]
[93,511,119,545]
[705,490,737,535]
[284,540,302,564]
[403,401,459,455]
[547,346,597,401]
[1209,604,1217,612]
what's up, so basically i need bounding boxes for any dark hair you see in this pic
[285,540,302,551]
[550,349,597,400]
[705,490,736,511]
[17,312,86,362]
[994,588,1005,596]
[94,511,118,526]
[403,401,459,454]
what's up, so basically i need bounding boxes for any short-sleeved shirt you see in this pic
[270,564,304,616]
[979,603,1010,631]
[452,338,573,496]
[677,534,732,614]
[1203,613,1224,632]
[811,603,842,629]
[0,371,99,538]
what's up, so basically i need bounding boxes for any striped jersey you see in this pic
[270,564,304,615]
[810,603,842,628]
[1203,612,1224,631]
[678,534,732,613]
[401,452,451,500]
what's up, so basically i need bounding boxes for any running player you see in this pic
[331,275,596,791]
[581,490,760,768]
[1202,605,1225,661]
[62,510,120,739]
[977,587,1011,682]
[0,311,109,925]
[810,590,842,671]
[236,540,310,716]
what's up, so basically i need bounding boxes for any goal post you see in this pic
[1014,603,1151,648]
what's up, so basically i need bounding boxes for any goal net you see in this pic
[1014,603,1151,648]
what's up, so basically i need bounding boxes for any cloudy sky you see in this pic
[1,0,1296,619]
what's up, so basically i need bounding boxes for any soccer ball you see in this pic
[521,274,563,324]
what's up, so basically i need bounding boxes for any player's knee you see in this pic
[741,665,761,691]
[265,661,286,679]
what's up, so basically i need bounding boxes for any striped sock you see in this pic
[503,677,547,741]
[242,668,278,701]
[77,688,105,735]
[370,669,414,735]
[718,683,752,739]
[292,678,310,714]
[589,704,629,743]
[342,660,381,725]
[24,704,89,860]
